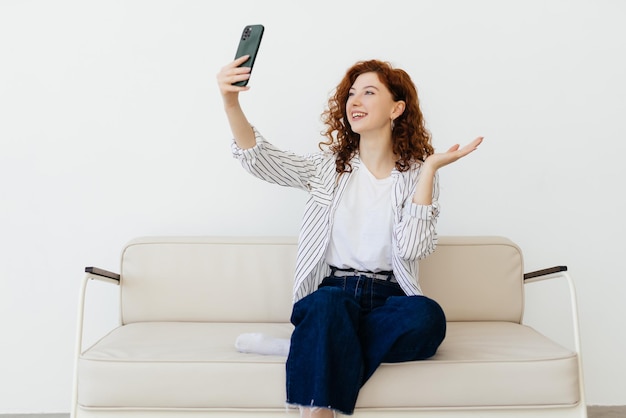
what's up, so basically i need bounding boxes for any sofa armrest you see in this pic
[85,266,121,284]
[523,265,568,282]
[522,263,585,405]
[72,266,121,417]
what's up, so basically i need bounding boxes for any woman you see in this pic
[217,56,482,417]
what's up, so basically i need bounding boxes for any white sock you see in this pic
[235,333,290,356]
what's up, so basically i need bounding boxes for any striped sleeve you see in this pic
[394,170,440,261]
[231,128,317,192]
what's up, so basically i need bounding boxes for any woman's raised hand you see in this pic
[412,136,483,205]
[216,56,252,105]
[424,136,483,171]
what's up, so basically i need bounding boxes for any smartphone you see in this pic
[232,24,264,86]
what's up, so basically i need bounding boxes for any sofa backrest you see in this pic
[419,236,524,323]
[118,235,524,324]
[119,236,297,324]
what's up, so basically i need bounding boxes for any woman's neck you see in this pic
[358,134,396,179]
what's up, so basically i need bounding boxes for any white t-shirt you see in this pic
[325,164,394,272]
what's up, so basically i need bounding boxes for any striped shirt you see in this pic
[232,127,440,302]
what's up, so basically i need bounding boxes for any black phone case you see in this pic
[233,24,264,86]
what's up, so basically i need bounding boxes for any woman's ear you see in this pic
[392,101,406,119]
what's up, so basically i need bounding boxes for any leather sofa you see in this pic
[71,235,587,417]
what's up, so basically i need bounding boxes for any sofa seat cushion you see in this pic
[78,321,580,410]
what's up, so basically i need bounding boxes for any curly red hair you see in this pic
[319,59,433,173]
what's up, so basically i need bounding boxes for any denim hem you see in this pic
[285,400,349,416]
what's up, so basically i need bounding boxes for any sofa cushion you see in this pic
[78,321,580,410]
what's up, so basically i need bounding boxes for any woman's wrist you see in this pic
[419,161,437,178]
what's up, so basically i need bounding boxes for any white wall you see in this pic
[1,0,624,413]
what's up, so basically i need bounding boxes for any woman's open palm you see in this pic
[425,137,483,171]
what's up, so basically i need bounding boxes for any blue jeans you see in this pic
[285,274,447,415]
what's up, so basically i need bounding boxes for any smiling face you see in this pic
[346,72,404,137]
[321,59,432,175]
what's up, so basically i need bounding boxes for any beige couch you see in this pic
[71,236,587,417]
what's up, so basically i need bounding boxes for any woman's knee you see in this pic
[389,295,447,338]
[413,296,446,346]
